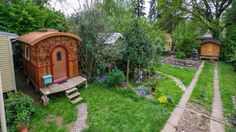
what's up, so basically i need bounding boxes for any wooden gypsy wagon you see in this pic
[18,30,87,103]
[199,31,221,60]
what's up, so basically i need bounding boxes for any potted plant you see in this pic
[5,92,35,132]
[17,119,30,132]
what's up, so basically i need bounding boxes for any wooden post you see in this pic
[0,72,7,132]
[126,60,130,83]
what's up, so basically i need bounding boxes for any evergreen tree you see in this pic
[134,0,146,17]
[148,0,158,20]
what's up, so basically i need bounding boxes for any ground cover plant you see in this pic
[156,63,197,86]
[218,62,236,131]
[29,96,77,132]
[80,83,183,131]
[190,62,214,112]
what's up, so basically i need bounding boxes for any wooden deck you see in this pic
[40,76,87,95]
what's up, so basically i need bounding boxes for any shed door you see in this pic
[52,47,68,83]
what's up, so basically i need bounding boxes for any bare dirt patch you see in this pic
[46,115,64,128]
[176,103,210,132]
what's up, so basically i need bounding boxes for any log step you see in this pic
[65,87,77,95]
[71,97,83,104]
[68,92,80,100]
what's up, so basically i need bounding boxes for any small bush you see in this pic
[176,52,187,60]
[146,78,158,91]
[106,67,126,87]
[5,92,35,131]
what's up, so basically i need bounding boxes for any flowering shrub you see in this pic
[158,96,168,104]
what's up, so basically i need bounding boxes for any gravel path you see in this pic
[161,61,205,132]
[156,71,186,91]
[210,63,225,132]
[71,103,89,132]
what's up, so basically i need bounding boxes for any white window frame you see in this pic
[25,45,30,61]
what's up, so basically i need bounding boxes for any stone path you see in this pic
[71,103,89,132]
[161,61,205,132]
[210,63,225,132]
[156,71,186,91]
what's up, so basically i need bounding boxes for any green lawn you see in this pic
[30,96,77,132]
[190,62,214,112]
[218,62,236,132]
[80,83,183,132]
[156,76,184,104]
[156,63,197,86]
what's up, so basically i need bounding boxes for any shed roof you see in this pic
[18,29,82,46]
[201,39,221,45]
[98,33,123,45]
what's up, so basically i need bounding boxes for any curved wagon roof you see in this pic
[18,29,82,46]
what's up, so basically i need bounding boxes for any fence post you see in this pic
[0,72,7,132]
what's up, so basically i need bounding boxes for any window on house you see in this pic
[25,45,30,60]
[56,51,62,61]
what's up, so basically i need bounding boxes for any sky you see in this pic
[49,0,151,16]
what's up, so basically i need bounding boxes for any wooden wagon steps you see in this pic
[65,87,83,104]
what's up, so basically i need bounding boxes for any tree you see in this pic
[172,21,200,55]
[149,0,159,20]
[134,0,146,17]
[156,0,185,33]
[0,1,66,35]
[184,0,233,38]
[221,1,236,63]
[123,19,153,74]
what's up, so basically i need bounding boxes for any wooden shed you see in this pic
[18,29,82,89]
[0,31,17,93]
[199,31,221,60]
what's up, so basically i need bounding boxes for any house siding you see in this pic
[0,36,16,92]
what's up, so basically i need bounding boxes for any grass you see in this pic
[218,62,236,132]
[80,82,183,132]
[156,63,197,86]
[190,62,214,112]
[156,76,184,104]
[30,95,77,132]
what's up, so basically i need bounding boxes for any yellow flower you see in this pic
[158,96,168,104]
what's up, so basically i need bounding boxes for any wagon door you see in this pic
[51,47,68,83]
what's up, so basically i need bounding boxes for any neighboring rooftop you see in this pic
[0,31,18,40]
[98,33,123,45]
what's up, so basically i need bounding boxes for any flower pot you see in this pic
[19,126,28,132]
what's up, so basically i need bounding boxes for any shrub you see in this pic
[176,52,186,60]
[146,78,158,91]
[106,67,126,87]
[5,92,35,131]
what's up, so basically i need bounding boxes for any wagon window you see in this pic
[25,45,30,60]
[56,51,62,61]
